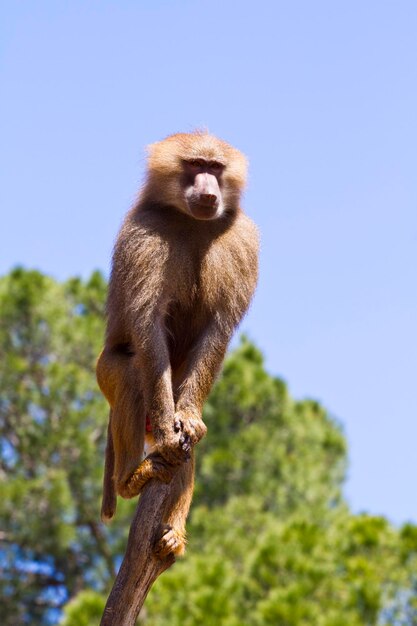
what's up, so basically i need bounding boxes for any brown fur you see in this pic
[96,131,259,556]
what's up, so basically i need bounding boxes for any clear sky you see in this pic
[1,1,416,525]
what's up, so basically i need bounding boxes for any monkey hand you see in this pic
[153,422,192,465]
[174,408,207,449]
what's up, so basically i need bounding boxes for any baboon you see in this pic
[96,131,259,557]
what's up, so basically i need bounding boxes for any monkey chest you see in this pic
[166,262,232,318]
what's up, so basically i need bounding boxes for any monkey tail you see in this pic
[101,414,117,522]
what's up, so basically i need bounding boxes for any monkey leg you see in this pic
[154,452,195,559]
[97,348,148,504]
[97,348,188,515]
[118,451,176,499]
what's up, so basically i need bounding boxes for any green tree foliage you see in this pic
[0,268,135,625]
[0,268,415,625]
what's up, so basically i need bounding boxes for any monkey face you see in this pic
[182,159,225,220]
[145,132,248,221]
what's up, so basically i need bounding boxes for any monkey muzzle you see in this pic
[187,172,222,220]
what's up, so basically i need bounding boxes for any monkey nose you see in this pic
[200,193,217,206]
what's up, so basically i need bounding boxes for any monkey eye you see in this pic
[187,158,206,168]
[184,158,224,173]
[208,161,224,172]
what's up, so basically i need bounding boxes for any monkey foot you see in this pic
[154,525,186,559]
[120,454,175,498]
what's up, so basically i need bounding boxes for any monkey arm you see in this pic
[174,319,231,443]
[134,317,175,427]
[131,313,191,463]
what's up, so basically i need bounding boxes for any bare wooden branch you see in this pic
[100,479,176,626]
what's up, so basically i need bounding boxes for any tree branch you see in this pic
[100,478,176,626]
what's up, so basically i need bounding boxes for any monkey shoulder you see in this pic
[233,212,260,257]
[113,215,170,270]
[216,212,259,278]
[109,213,172,314]
[201,213,259,323]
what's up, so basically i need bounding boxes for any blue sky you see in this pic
[1,1,416,525]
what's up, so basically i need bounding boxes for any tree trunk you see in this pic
[100,480,176,626]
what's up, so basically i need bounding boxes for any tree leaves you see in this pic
[0,269,415,626]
